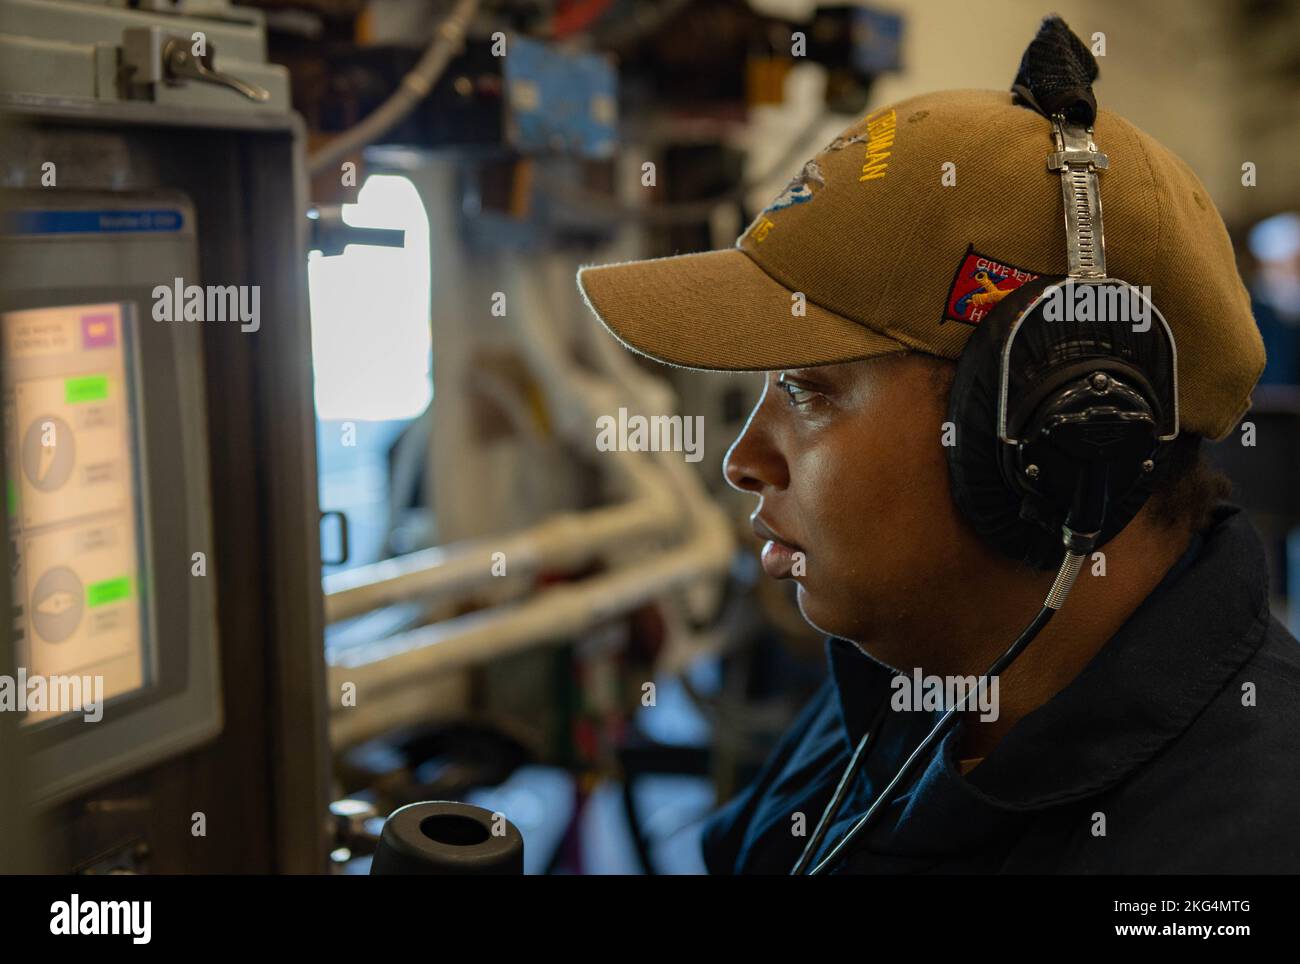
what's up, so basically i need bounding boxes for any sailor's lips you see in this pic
[752,517,802,580]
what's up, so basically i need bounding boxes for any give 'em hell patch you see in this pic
[942,245,1043,326]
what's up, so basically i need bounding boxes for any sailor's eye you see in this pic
[777,374,817,406]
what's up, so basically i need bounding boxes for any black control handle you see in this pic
[370,801,524,875]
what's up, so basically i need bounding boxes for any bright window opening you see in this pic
[308,174,432,421]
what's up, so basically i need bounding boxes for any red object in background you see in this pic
[552,0,615,38]
[574,716,599,761]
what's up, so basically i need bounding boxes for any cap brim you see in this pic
[576,248,907,372]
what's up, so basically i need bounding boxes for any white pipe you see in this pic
[506,260,736,630]
[325,245,739,626]
[571,263,735,624]
[326,267,735,741]
[325,281,684,623]
[307,0,480,175]
[324,488,674,623]
[327,511,732,743]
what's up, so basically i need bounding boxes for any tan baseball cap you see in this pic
[576,88,1265,442]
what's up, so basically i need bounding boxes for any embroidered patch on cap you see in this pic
[748,109,897,242]
[762,159,827,216]
[943,245,1044,326]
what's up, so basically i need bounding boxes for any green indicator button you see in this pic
[87,576,130,608]
[65,375,109,404]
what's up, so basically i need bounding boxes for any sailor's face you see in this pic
[723,355,985,659]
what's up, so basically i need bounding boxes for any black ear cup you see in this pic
[947,278,1064,568]
[946,277,1174,569]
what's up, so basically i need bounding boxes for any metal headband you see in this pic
[994,115,1181,444]
[1047,114,1109,278]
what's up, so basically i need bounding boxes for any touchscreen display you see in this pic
[3,303,150,723]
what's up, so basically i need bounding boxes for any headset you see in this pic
[791,17,1180,875]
